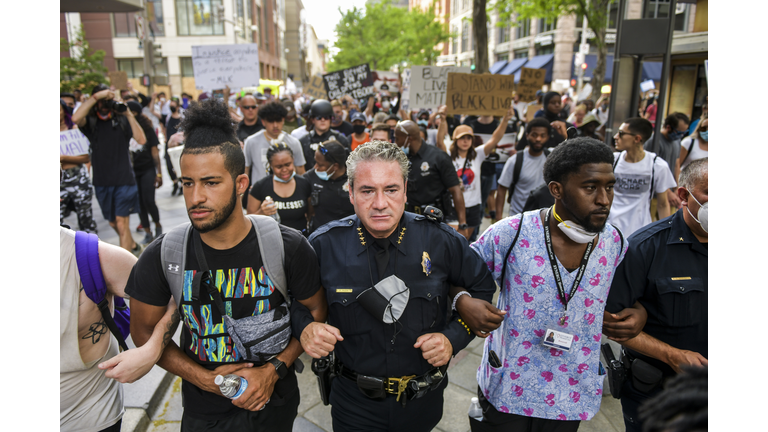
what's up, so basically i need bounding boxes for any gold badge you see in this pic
[421,252,432,276]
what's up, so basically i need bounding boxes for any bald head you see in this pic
[396,120,421,139]
[241,95,258,121]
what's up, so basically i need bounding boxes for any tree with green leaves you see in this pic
[493,0,615,102]
[327,0,452,73]
[60,25,109,94]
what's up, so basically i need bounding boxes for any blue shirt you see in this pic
[471,211,627,421]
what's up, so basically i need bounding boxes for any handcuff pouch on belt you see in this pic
[623,352,663,393]
[356,275,410,324]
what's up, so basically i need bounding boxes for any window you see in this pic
[516,18,531,39]
[452,24,458,54]
[644,0,688,31]
[461,21,469,53]
[262,3,270,51]
[117,59,143,78]
[234,0,253,41]
[113,13,137,38]
[180,57,194,78]
[496,53,509,62]
[607,2,619,29]
[113,1,167,39]
[514,49,528,59]
[176,0,224,36]
[537,45,554,55]
[498,25,510,44]
[539,16,557,33]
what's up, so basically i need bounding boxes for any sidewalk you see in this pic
[63,174,625,432]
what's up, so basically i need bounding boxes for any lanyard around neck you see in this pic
[542,207,596,316]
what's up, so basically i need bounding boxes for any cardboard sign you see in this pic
[445,73,515,116]
[108,71,128,90]
[60,129,90,156]
[518,68,547,102]
[305,75,328,100]
[323,64,374,101]
[410,66,471,110]
[191,44,260,91]
[400,69,411,112]
[525,103,542,123]
[372,70,400,94]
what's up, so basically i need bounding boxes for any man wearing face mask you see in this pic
[349,112,370,151]
[300,99,351,171]
[303,140,355,235]
[604,158,708,432]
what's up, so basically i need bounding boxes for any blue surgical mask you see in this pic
[274,172,295,183]
[699,130,708,141]
[316,167,336,181]
[401,137,410,155]
[669,130,684,141]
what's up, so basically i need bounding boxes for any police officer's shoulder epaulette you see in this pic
[308,215,358,241]
[618,217,670,249]
[411,214,465,239]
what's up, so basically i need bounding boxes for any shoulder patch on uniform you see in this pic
[308,215,358,242]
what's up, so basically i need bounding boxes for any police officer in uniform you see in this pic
[300,100,351,171]
[394,120,470,239]
[304,140,356,235]
[292,140,497,432]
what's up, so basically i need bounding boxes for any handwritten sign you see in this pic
[108,71,128,90]
[305,75,328,100]
[191,44,260,91]
[400,69,411,112]
[445,73,515,116]
[409,66,471,110]
[60,129,90,156]
[517,67,546,102]
[323,64,374,101]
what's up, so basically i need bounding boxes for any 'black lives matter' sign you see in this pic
[323,64,374,101]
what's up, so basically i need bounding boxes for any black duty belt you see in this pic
[336,360,447,406]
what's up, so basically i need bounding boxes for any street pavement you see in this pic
[63,162,625,432]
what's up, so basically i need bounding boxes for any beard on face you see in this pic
[561,192,608,234]
[189,185,238,233]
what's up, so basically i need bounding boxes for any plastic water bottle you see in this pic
[263,196,281,223]
[468,396,483,422]
[215,374,248,400]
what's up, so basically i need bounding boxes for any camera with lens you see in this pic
[104,99,128,113]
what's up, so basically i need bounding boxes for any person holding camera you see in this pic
[73,84,146,256]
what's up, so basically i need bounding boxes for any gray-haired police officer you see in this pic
[290,140,497,431]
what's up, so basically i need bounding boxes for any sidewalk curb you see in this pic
[122,370,176,432]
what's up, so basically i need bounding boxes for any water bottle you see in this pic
[263,196,281,223]
[468,396,483,422]
[215,374,248,400]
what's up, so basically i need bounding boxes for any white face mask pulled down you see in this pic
[686,191,708,233]
[552,206,599,244]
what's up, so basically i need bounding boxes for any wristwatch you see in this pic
[458,223,469,230]
[267,357,288,379]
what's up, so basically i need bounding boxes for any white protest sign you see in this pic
[60,129,90,156]
[640,79,655,92]
[410,65,471,110]
[191,44,260,91]
[400,69,411,112]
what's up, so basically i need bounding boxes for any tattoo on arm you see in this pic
[162,309,181,349]
[83,320,107,344]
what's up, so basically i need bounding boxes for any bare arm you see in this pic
[364,96,374,118]
[99,240,138,299]
[620,331,707,374]
[449,185,468,238]
[72,90,113,127]
[125,110,146,145]
[60,154,90,165]
[495,185,509,223]
[436,112,448,153]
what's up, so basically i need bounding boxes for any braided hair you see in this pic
[264,142,294,175]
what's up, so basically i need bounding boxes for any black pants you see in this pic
[329,374,445,432]
[164,151,178,182]
[135,168,161,228]
[470,386,581,432]
[180,389,299,432]
[619,377,663,432]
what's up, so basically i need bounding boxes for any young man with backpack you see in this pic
[495,117,553,219]
[609,118,677,237]
[125,100,327,431]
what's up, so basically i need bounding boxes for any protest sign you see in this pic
[191,44,260,90]
[60,129,90,156]
[477,132,517,165]
[400,69,411,112]
[445,73,515,116]
[517,67,546,102]
[108,71,128,90]
[409,66,471,110]
[323,64,374,100]
[305,75,328,100]
[372,70,400,94]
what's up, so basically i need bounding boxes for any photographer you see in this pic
[72,84,146,256]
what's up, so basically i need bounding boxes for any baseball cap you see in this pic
[579,113,600,128]
[452,125,475,141]
[417,109,430,120]
[255,92,268,101]
[350,112,367,123]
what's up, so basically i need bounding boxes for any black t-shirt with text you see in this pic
[250,175,312,232]
[125,224,321,420]
[80,115,135,186]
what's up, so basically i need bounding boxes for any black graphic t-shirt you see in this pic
[125,224,321,420]
[249,175,312,232]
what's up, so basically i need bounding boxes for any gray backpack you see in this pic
[161,215,292,362]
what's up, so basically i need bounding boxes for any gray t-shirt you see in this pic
[643,132,680,176]
[243,130,306,185]
[497,148,548,216]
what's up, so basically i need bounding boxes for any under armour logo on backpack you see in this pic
[168,264,180,272]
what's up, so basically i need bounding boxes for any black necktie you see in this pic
[373,238,390,280]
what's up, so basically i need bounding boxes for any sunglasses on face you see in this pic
[315,116,331,121]
[242,105,257,110]
[617,130,638,138]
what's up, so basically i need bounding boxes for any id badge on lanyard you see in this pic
[541,207,595,352]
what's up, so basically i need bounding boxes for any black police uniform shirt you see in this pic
[606,210,707,378]
[406,140,461,208]
[79,114,135,187]
[303,168,355,235]
[306,212,496,378]
[299,129,351,172]
[131,119,160,173]
[236,119,264,143]
[249,174,312,232]
[125,225,321,421]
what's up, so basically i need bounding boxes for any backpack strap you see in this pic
[246,215,290,305]
[499,215,525,289]
[507,151,525,203]
[680,138,694,166]
[161,222,193,308]
[649,155,658,205]
[613,151,622,170]
[75,231,129,352]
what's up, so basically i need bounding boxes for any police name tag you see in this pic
[542,328,575,352]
